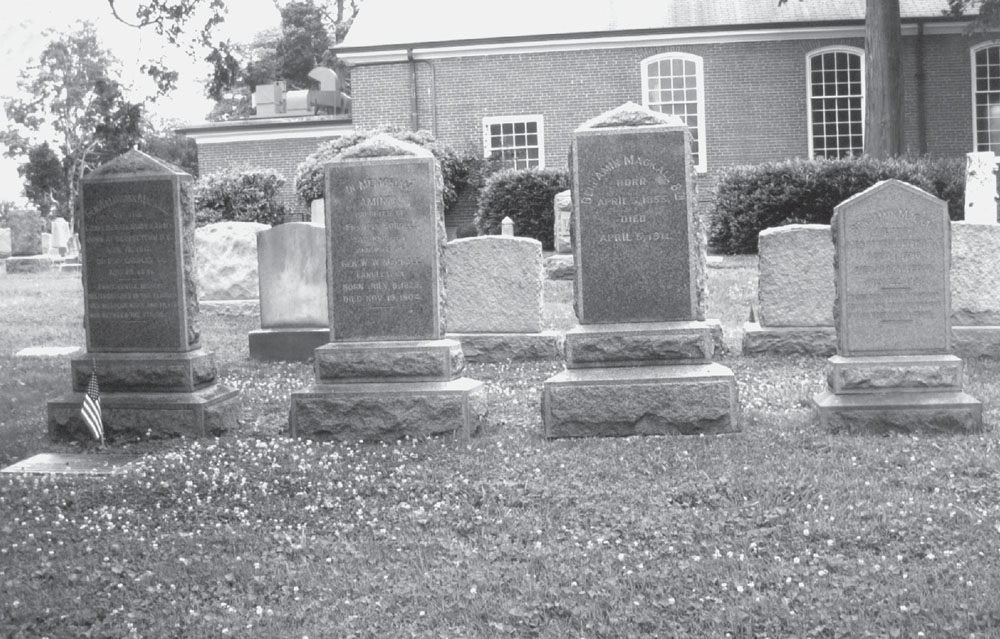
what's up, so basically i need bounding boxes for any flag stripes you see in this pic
[81,367,104,443]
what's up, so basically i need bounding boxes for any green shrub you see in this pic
[708,156,966,254]
[475,167,570,250]
[194,168,287,227]
[293,128,466,212]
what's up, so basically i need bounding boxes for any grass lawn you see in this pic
[3,260,1000,638]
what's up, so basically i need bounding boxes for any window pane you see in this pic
[974,46,1000,153]
[645,55,703,167]
[809,49,864,158]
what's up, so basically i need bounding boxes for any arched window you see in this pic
[641,53,706,172]
[807,46,864,159]
[972,42,1000,153]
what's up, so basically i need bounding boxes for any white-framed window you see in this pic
[482,115,544,169]
[807,46,865,159]
[641,52,706,172]
[972,42,1000,153]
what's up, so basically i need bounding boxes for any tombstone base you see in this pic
[4,255,54,274]
[289,377,486,441]
[249,328,330,362]
[812,389,983,434]
[47,384,240,441]
[544,254,575,280]
[314,339,465,382]
[542,363,739,438]
[952,326,1000,359]
[827,354,964,394]
[565,321,721,367]
[741,322,837,356]
[447,331,563,362]
[69,350,219,393]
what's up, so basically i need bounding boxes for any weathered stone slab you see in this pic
[4,255,53,273]
[952,326,1000,359]
[1,453,139,475]
[827,354,963,394]
[963,151,998,224]
[741,323,837,356]
[812,390,984,434]
[48,385,240,441]
[544,254,574,280]
[326,139,445,341]
[951,222,1000,326]
[196,221,267,300]
[313,339,464,383]
[80,150,200,353]
[0,227,12,257]
[554,189,572,253]
[257,222,328,328]
[572,103,705,323]
[289,378,486,441]
[69,350,217,393]
[50,217,71,254]
[249,328,330,362]
[543,363,739,438]
[564,321,715,368]
[757,224,834,327]
[8,209,42,256]
[447,331,563,362]
[15,346,82,357]
[445,236,543,333]
[833,180,950,356]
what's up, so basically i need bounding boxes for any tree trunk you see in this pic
[865,0,904,158]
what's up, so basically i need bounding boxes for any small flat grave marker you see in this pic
[15,346,82,357]
[1,453,139,475]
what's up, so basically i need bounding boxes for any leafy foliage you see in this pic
[194,167,288,226]
[708,156,965,254]
[475,167,570,249]
[293,128,465,211]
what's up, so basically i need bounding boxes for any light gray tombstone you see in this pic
[553,189,572,253]
[289,134,485,441]
[964,151,998,224]
[501,216,514,236]
[50,217,71,255]
[542,102,738,438]
[812,180,982,433]
[0,228,11,258]
[249,222,330,361]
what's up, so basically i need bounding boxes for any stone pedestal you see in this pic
[4,255,53,273]
[447,331,563,362]
[46,150,239,442]
[249,328,330,361]
[288,135,485,441]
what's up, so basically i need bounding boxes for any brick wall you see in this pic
[196,136,341,222]
[352,32,987,174]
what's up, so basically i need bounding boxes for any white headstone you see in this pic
[501,216,514,236]
[0,228,10,258]
[553,190,572,253]
[964,151,998,224]
[50,217,71,252]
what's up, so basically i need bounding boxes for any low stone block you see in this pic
[196,221,269,300]
[69,350,218,393]
[757,224,834,327]
[289,377,486,441]
[741,323,837,356]
[4,255,53,274]
[448,331,563,362]
[564,321,716,368]
[952,326,1000,359]
[812,389,983,434]
[827,354,964,394]
[543,363,739,438]
[544,254,574,280]
[249,328,330,362]
[48,384,240,441]
[314,339,465,383]
[951,223,1000,326]
[199,300,260,316]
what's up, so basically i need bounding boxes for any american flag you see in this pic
[81,364,104,443]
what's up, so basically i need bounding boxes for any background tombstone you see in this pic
[812,180,982,433]
[289,135,485,441]
[444,235,560,362]
[249,222,330,361]
[4,209,52,273]
[553,189,573,253]
[964,151,998,224]
[47,150,240,441]
[542,102,738,438]
[50,217,71,256]
[0,228,10,258]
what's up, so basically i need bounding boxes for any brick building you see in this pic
[181,0,1000,230]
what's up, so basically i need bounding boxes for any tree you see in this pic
[1,23,144,225]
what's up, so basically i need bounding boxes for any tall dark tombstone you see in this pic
[542,102,739,437]
[812,179,982,433]
[47,150,240,440]
[289,135,486,441]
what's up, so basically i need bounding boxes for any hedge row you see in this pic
[708,156,965,254]
[194,168,287,227]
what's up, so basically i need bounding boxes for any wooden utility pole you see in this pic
[864,0,904,158]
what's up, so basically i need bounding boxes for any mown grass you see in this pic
[2,262,1000,638]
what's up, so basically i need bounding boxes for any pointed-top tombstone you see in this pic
[81,149,199,352]
[832,179,951,356]
[571,101,705,324]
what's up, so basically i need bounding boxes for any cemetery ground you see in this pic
[3,263,1000,639]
